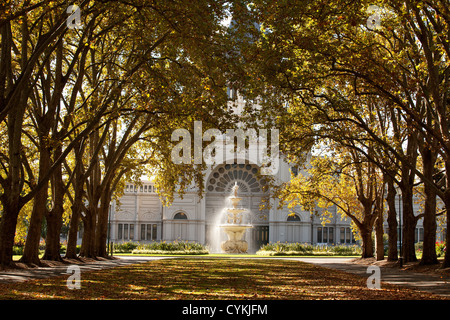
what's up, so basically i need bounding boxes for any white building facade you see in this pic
[107,159,360,252]
[102,95,444,252]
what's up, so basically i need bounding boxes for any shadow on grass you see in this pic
[0,258,446,300]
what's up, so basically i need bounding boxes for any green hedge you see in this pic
[415,241,446,258]
[131,249,209,255]
[113,241,139,253]
[13,246,24,255]
[257,242,362,256]
[112,240,209,255]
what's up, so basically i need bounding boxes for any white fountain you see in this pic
[219,182,253,253]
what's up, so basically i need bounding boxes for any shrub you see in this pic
[259,242,314,254]
[436,241,446,258]
[132,249,209,255]
[114,241,139,253]
[327,244,361,255]
[129,241,209,255]
[12,245,24,255]
[257,242,361,256]
[59,245,81,254]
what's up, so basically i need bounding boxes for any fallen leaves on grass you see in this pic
[0,258,446,300]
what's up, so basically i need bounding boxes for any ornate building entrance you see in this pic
[204,163,269,252]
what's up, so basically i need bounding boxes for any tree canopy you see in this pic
[0,0,448,268]
[232,0,449,266]
[0,0,238,266]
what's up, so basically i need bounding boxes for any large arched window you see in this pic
[286,214,301,243]
[287,214,301,222]
[173,212,188,220]
[206,163,267,193]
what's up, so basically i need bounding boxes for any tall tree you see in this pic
[235,0,448,265]
[0,0,235,266]
[276,145,385,259]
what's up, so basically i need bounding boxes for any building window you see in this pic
[227,87,237,100]
[124,223,129,239]
[287,214,301,222]
[415,227,424,243]
[340,227,356,244]
[141,224,158,241]
[317,227,334,244]
[152,224,157,240]
[118,223,134,240]
[253,226,269,247]
[286,214,301,242]
[174,212,188,220]
[206,164,265,193]
[346,227,351,244]
[118,223,123,240]
[141,224,145,240]
[290,166,298,177]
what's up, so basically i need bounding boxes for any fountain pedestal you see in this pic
[220,225,252,253]
[219,183,253,254]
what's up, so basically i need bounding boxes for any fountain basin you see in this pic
[219,224,253,253]
[217,182,253,254]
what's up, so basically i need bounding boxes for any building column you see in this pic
[199,195,206,244]
[268,197,277,243]
[134,192,139,240]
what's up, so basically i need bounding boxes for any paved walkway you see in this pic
[291,257,450,297]
[0,256,449,298]
[0,256,166,284]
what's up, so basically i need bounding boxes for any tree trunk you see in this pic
[80,208,97,258]
[95,184,112,257]
[401,187,417,263]
[0,200,21,268]
[375,213,384,261]
[20,144,51,265]
[95,203,110,258]
[80,217,92,257]
[42,146,65,261]
[42,212,63,261]
[66,202,81,259]
[0,97,27,267]
[2,109,27,253]
[20,190,46,265]
[80,130,100,258]
[386,175,398,261]
[66,141,85,259]
[420,147,438,265]
[442,161,450,268]
[360,225,374,258]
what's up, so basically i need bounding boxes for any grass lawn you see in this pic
[116,253,360,258]
[0,258,446,300]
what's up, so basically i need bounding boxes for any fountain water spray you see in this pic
[219,182,253,253]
